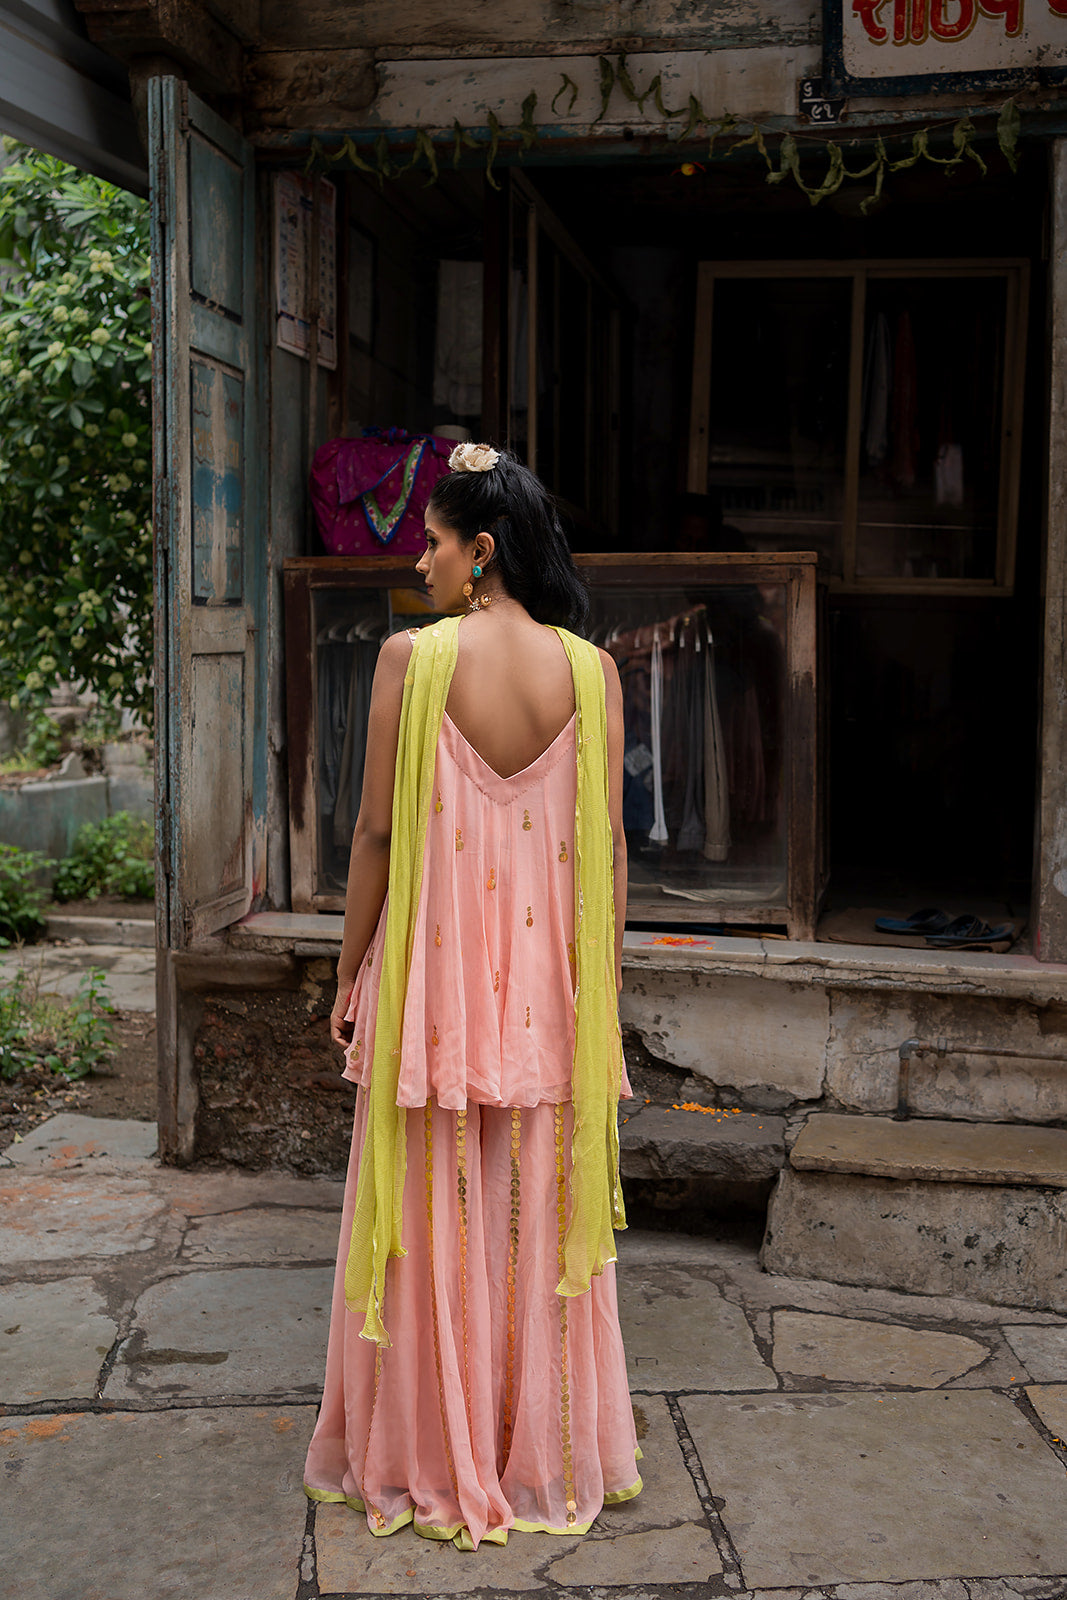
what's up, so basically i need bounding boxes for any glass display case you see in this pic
[284,553,822,935]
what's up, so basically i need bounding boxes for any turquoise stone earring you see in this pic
[472,564,483,578]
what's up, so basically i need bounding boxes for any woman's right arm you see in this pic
[329,630,413,1047]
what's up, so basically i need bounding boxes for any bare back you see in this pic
[444,609,578,780]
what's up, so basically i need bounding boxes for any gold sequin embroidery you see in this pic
[455,828,464,851]
[503,1107,522,1460]
[522,809,532,831]
[424,1105,460,1506]
[431,1023,439,1046]
[525,1005,531,1029]
[434,923,442,948]
[558,841,569,863]
[555,1103,577,1524]
[456,1108,474,1438]
[526,906,534,928]
[487,867,496,891]
[493,970,500,993]
[435,790,443,813]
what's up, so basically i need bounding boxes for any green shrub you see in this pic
[0,963,115,1080]
[52,810,153,902]
[0,841,53,945]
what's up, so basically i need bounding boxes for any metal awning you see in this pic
[0,0,146,194]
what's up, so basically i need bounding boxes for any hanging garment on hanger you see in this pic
[648,632,669,845]
[863,312,892,467]
[333,639,378,845]
[890,311,919,490]
[675,626,707,855]
[319,641,353,823]
[702,633,731,863]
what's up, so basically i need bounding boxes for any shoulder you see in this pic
[596,646,622,701]
[373,628,414,688]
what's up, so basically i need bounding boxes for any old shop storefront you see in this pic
[73,0,1067,1306]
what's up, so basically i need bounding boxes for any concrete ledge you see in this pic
[763,1167,1067,1312]
[228,914,1067,1002]
[44,913,155,948]
[620,1104,785,1182]
[791,1112,1067,1188]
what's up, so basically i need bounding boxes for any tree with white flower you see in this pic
[0,141,152,723]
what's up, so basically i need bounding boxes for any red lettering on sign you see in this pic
[853,0,890,41]
[1050,0,1067,15]
[979,0,1022,33]
[929,0,977,39]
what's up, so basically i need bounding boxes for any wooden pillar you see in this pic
[1035,140,1067,962]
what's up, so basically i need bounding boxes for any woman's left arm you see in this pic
[329,630,412,1048]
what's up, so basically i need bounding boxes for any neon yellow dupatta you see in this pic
[345,614,626,1344]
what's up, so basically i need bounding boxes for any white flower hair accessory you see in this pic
[448,441,500,473]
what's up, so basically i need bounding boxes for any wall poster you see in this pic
[825,0,1067,92]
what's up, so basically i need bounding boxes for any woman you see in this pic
[303,442,641,1550]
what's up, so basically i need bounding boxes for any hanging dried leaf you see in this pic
[552,74,580,116]
[594,56,615,123]
[998,98,1021,173]
[485,109,502,189]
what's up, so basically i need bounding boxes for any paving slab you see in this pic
[2,1113,157,1169]
[1004,1324,1067,1381]
[0,1170,167,1263]
[315,1500,572,1592]
[0,943,156,1012]
[791,1113,1067,1187]
[0,1406,313,1600]
[181,1205,341,1264]
[681,1389,1067,1587]
[1024,1384,1067,1442]
[619,1105,785,1181]
[619,1265,775,1393]
[314,1393,703,1593]
[0,1277,116,1401]
[105,1265,332,1398]
[598,1393,705,1532]
[545,1521,722,1586]
[772,1311,989,1387]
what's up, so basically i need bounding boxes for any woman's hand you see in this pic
[330,980,356,1048]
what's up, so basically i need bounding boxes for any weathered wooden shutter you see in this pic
[149,77,263,946]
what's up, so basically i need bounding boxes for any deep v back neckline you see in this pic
[442,709,577,783]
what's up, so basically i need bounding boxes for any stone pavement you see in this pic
[0,940,156,1012]
[4,1117,1067,1600]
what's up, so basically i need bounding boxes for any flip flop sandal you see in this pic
[925,915,1014,947]
[874,907,953,935]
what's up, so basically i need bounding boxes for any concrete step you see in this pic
[791,1111,1067,1188]
[763,1112,1067,1312]
[44,913,155,948]
[620,1104,786,1182]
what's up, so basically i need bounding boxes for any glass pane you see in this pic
[313,585,435,896]
[707,277,851,574]
[584,583,789,914]
[855,277,1006,582]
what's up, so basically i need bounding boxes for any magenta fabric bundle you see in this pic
[310,428,455,557]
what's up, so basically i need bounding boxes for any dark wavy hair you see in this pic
[427,447,589,630]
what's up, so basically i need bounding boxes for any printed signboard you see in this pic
[824,0,1067,93]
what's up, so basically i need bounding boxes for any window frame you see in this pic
[688,258,1030,596]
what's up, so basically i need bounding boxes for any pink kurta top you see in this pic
[342,706,631,1110]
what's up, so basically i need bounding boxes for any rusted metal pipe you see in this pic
[893,1036,1067,1120]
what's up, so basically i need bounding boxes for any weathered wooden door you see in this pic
[148,76,263,948]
